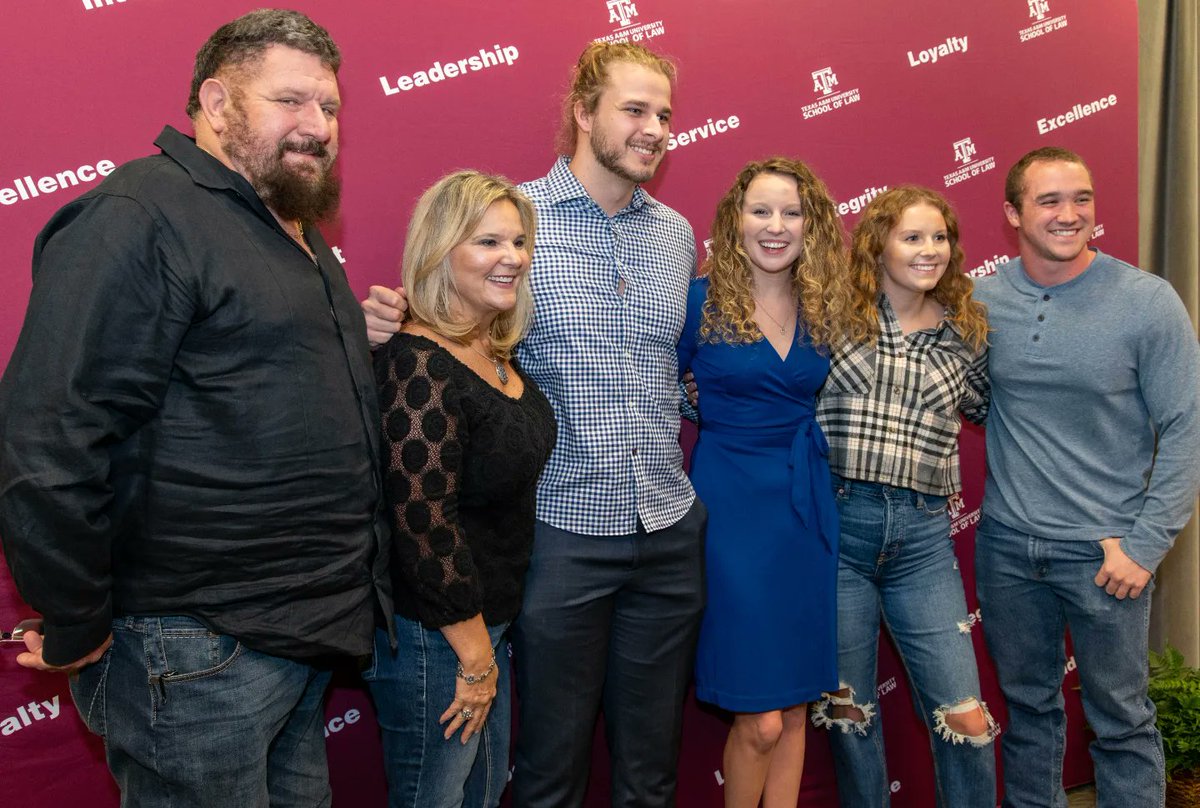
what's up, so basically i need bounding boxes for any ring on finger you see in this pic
[460,708,474,720]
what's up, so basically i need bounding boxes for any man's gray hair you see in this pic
[186,9,340,118]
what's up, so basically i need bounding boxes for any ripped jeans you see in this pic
[812,477,997,808]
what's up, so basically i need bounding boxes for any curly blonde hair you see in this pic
[844,185,988,352]
[402,171,536,359]
[699,157,852,349]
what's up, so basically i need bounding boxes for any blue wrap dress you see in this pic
[678,277,839,712]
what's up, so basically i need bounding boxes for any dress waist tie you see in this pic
[789,419,839,555]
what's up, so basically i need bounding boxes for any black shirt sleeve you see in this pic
[0,192,195,665]
[376,338,483,628]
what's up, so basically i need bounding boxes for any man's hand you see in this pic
[682,370,699,408]
[18,631,113,673]
[363,285,408,348]
[1094,537,1151,600]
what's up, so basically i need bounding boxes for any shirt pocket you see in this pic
[920,345,970,415]
[823,342,875,396]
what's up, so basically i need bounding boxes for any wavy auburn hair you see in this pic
[845,185,988,352]
[402,171,536,359]
[700,157,852,349]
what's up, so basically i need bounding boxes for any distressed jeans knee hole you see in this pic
[932,698,1000,747]
[810,686,876,736]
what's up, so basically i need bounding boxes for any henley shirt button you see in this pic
[1032,334,1041,342]
[1037,314,1045,322]
[1042,294,1051,301]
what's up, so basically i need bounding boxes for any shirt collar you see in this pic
[544,155,655,214]
[877,293,962,341]
[155,126,249,192]
[154,125,282,229]
[1010,248,1103,292]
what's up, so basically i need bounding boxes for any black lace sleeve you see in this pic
[376,337,482,627]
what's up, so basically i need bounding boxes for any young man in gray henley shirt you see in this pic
[971,146,1200,808]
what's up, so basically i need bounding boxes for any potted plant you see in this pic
[1150,644,1200,807]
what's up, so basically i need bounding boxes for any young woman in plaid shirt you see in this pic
[811,186,997,808]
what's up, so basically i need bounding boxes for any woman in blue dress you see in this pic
[677,157,855,808]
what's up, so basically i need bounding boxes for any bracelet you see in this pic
[457,650,497,685]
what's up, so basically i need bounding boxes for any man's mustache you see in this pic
[280,139,330,159]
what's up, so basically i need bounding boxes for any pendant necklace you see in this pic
[754,297,793,336]
[468,341,509,385]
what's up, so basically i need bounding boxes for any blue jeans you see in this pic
[975,514,1164,808]
[813,478,997,808]
[68,615,333,807]
[509,499,707,808]
[365,616,511,808]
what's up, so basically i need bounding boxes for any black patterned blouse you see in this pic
[375,333,556,628]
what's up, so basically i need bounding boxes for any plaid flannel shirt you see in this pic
[816,296,989,496]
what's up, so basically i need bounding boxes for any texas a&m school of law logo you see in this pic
[598,0,665,43]
[943,136,996,187]
[1019,0,1069,42]
[800,65,861,121]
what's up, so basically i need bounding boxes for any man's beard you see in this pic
[590,126,659,185]
[222,107,341,223]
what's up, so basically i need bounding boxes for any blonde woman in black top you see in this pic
[367,171,555,808]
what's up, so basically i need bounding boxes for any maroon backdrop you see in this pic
[1,1,1136,805]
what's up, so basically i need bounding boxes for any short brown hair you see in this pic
[186,9,340,118]
[556,41,676,155]
[1004,147,1092,211]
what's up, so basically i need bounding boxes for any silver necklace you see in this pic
[467,342,509,385]
[754,297,794,336]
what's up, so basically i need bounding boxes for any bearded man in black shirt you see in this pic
[0,10,393,805]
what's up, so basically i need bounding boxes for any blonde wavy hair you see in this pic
[699,157,853,349]
[844,185,988,352]
[556,40,677,155]
[402,171,536,359]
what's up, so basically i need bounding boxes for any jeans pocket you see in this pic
[68,650,111,737]
[157,622,242,683]
[918,493,950,516]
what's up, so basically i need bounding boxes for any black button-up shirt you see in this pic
[0,126,391,665]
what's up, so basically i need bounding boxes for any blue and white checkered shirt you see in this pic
[518,157,697,535]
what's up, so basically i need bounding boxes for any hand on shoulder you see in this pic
[363,285,408,348]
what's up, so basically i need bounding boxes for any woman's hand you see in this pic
[439,657,498,743]
[439,615,498,744]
